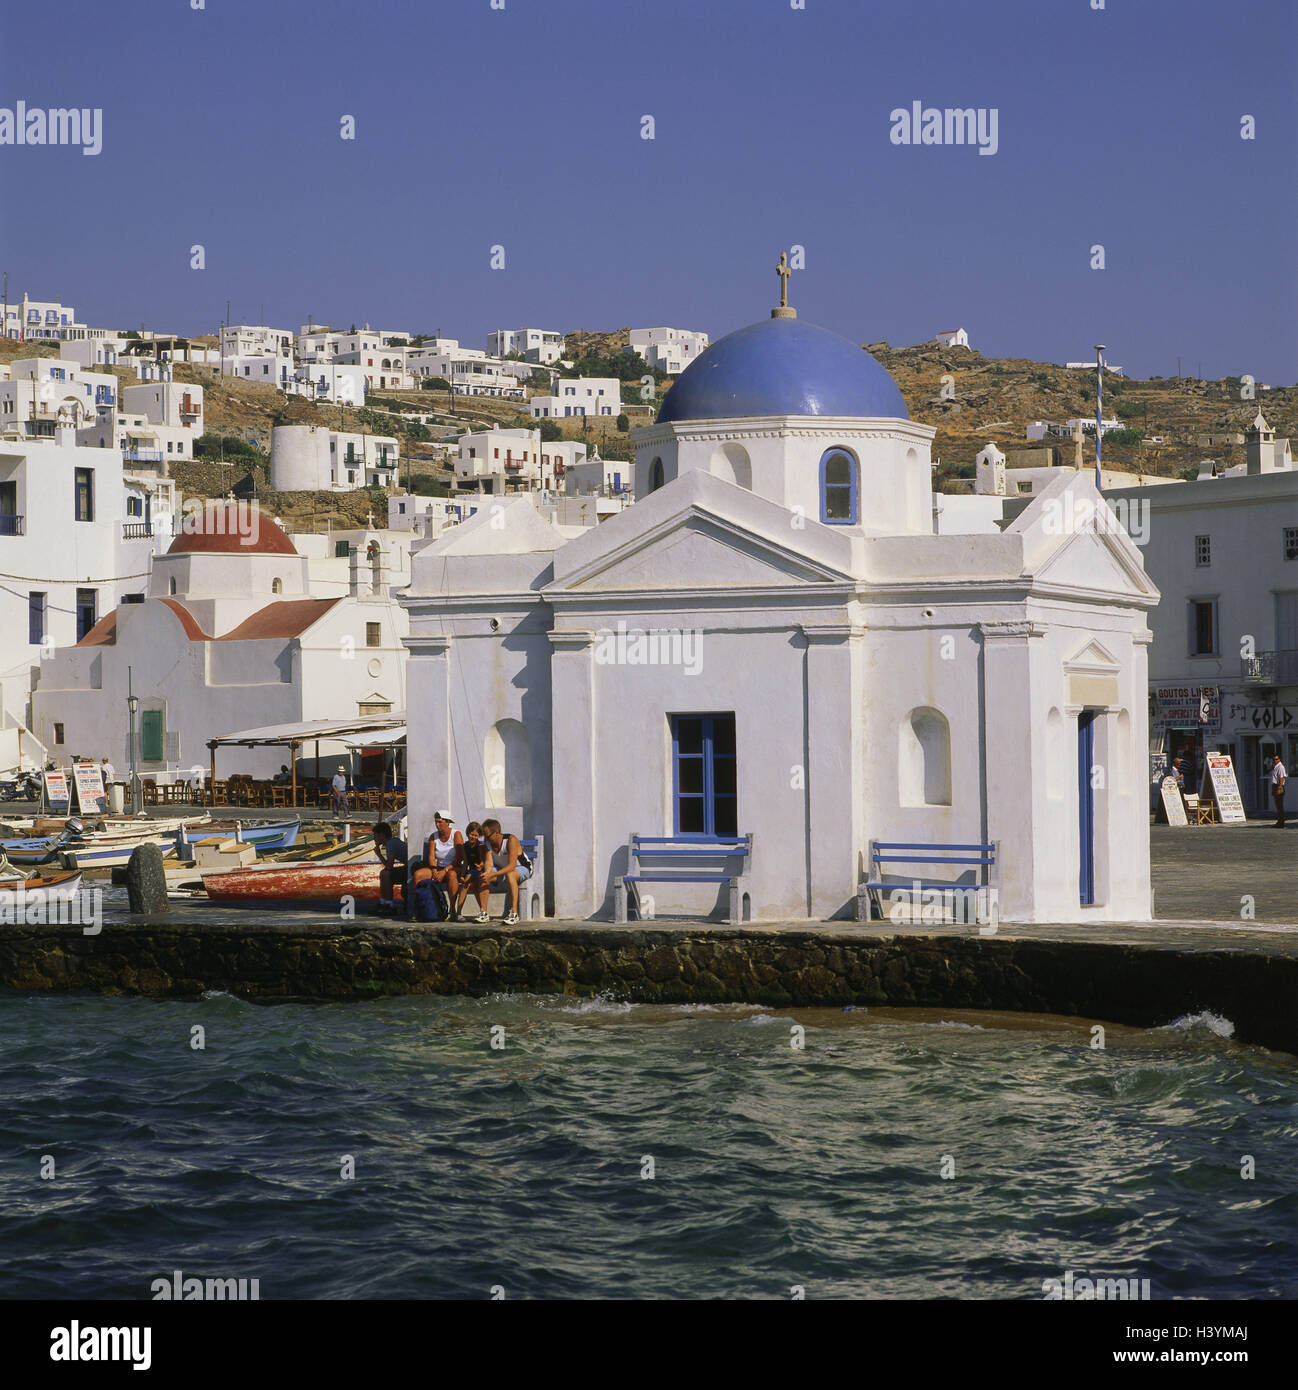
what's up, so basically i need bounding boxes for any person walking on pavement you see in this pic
[1271,753,1287,828]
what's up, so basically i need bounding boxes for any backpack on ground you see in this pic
[411,876,448,922]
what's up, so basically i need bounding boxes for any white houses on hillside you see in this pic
[79,380,204,464]
[453,427,584,494]
[269,424,400,490]
[935,327,970,348]
[221,325,293,361]
[630,327,709,374]
[403,274,1157,924]
[31,505,408,780]
[487,328,565,365]
[529,377,620,418]
[407,341,530,398]
[3,294,108,342]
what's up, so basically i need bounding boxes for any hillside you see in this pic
[8,335,1295,501]
[864,342,1298,486]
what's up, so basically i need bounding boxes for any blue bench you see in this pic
[407,834,545,920]
[614,833,753,924]
[857,840,998,923]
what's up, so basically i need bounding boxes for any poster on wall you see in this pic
[73,763,108,816]
[1159,777,1188,826]
[1202,754,1246,823]
[43,768,70,812]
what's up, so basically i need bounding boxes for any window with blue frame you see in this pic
[671,713,737,836]
[819,448,858,524]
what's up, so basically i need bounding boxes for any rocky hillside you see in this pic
[864,341,1297,485]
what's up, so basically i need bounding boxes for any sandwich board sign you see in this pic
[1159,776,1188,826]
[1201,753,1246,823]
[44,768,70,813]
[73,763,107,816]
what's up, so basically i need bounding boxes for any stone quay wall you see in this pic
[1,921,1296,1055]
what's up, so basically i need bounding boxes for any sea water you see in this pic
[0,994,1293,1299]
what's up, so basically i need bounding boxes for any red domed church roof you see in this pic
[166,503,298,556]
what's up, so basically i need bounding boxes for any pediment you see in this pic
[1032,524,1159,599]
[548,512,853,594]
[1063,638,1120,673]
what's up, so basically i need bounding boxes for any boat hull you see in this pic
[60,837,178,870]
[177,818,300,853]
[0,870,84,907]
[200,861,383,907]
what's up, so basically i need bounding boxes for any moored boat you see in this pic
[0,869,84,907]
[0,837,64,866]
[59,835,179,870]
[175,817,300,854]
[200,860,383,907]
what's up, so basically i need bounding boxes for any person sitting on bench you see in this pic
[412,809,464,918]
[372,821,407,912]
[452,821,487,920]
[475,818,531,925]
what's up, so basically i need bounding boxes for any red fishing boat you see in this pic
[199,859,383,908]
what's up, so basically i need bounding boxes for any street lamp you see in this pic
[126,665,140,814]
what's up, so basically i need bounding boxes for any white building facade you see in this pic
[630,327,709,374]
[529,377,620,419]
[487,328,565,365]
[269,424,400,490]
[31,505,409,779]
[403,296,1157,924]
[1106,412,1298,814]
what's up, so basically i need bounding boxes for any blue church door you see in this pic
[1077,711,1096,905]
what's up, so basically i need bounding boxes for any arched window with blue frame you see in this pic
[820,448,858,524]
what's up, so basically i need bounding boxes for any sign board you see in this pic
[72,763,107,816]
[1156,685,1220,731]
[1201,754,1246,823]
[43,768,70,812]
[1159,776,1188,826]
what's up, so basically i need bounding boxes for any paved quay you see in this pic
[3,809,1296,1052]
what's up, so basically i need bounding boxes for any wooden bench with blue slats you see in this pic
[857,840,998,922]
[614,833,753,924]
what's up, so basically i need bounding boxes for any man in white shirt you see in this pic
[330,765,350,819]
[1270,753,1286,828]
[101,757,116,785]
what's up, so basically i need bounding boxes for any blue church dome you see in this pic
[656,315,908,424]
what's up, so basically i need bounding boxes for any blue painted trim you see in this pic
[1078,711,1096,905]
[669,713,736,837]
[819,448,859,525]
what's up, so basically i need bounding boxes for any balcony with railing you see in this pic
[122,521,154,540]
[1241,650,1298,686]
[123,448,165,462]
[0,515,24,536]
[178,396,200,416]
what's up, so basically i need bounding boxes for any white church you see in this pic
[402,268,1158,923]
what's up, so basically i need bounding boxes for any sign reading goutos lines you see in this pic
[1155,685,1219,728]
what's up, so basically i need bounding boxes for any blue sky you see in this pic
[1,0,1295,381]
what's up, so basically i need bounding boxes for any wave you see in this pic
[1157,1011,1236,1039]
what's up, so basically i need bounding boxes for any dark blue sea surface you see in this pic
[0,993,1293,1299]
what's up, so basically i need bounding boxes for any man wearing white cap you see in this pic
[330,764,350,819]
[412,810,465,919]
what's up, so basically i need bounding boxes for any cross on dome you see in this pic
[772,252,797,320]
